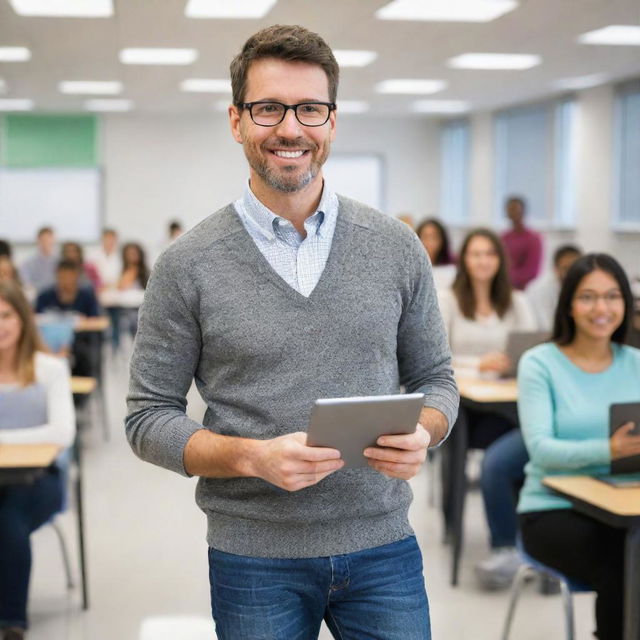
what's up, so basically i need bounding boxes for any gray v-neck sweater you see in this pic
[126,195,458,558]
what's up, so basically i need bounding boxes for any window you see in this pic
[613,81,640,230]
[440,119,470,225]
[494,99,576,228]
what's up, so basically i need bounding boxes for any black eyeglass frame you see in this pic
[239,101,337,127]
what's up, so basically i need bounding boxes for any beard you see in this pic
[245,135,330,193]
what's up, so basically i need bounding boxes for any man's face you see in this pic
[38,231,55,255]
[506,200,524,226]
[103,232,117,253]
[229,58,336,194]
[57,268,79,296]
[554,252,580,282]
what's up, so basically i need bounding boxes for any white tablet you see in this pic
[306,393,425,469]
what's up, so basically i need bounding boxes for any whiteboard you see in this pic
[323,153,385,212]
[0,168,102,243]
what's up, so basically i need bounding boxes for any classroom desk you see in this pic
[442,376,519,586]
[543,476,640,640]
[71,376,97,395]
[0,444,61,485]
[74,316,110,333]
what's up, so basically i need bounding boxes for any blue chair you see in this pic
[37,316,76,353]
[501,537,592,640]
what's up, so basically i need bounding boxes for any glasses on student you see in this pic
[574,291,624,306]
[240,101,336,127]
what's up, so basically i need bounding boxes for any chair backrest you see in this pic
[37,315,76,353]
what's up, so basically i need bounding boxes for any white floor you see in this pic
[23,350,596,639]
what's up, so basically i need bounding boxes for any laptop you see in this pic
[503,330,550,378]
[610,402,640,474]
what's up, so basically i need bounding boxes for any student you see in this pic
[61,242,101,290]
[19,227,58,296]
[437,228,536,589]
[525,244,582,331]
[126,24,457,640]
[517,253,640,640]
[0,240,12,259]
[0,256,20,287]
[500,196,543,290]
[416,218,456,291]
[117,243,149,339]
[0,281,75,640]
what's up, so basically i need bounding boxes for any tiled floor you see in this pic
[23,350,596,639]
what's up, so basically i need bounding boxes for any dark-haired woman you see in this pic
[117,243,149,340]
[0,281,75,640]
[517,254,640,640]
[438,228,535,589]
[61,242,101,291]
[415,218,456,290]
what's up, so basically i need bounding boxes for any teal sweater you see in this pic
[517,342,640,513]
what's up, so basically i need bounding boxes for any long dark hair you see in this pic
[415,218,453,266]
[122,243,150,289]
[452,228,512,320]
[552,253,633,346]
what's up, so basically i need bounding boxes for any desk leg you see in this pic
[74,436,89,610]
[624,522,640,640]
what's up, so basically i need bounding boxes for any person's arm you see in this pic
[518,351,610,469]
[0,355,75,446]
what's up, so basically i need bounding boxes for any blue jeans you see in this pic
[208,536,431,640]
[480,429,529,549]
[0,468,64,629]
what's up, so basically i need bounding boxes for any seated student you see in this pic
[0,256,20,287]
[437,228,536,588]
[61,242,101,291]
[518,254,640,640]
[0,240,12,259]
[416,218,456,291]
[117,243,149,339]
[525,244,582,331]
[0,281,75,640]
[19,227,58,297]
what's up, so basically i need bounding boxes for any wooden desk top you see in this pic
[71,376,97,395]
[0,443,61,469]
[456,377,518,403]
[74,316,110,333]
[544,476,640,517]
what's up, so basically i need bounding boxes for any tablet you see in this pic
[610,402,640,474]
[306,393,425,469]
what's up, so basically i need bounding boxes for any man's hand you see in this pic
[250,432,344,492]
[363,424,431,480]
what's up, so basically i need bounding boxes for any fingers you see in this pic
[367,459,421,480]
[364,446,426,466]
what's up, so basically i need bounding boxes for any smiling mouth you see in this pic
[271,149,307,159]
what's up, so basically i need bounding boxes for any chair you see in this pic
[501,538,592,640]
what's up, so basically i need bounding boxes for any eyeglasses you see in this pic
[574,291,624,306]
[240,101,336,127]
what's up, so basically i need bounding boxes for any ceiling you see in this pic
[0,0,639,116]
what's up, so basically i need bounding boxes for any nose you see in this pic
[593,296,608,312]
[274,107,304,137]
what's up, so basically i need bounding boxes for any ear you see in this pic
[229,104,243,144]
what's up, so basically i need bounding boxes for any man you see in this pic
[19,227,58,294]
[525,244,582,331]
[500,196,543,290]
[126,25,458,640]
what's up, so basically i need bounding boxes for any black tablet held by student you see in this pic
[610,402,640,474]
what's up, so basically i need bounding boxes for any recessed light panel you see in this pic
[333,50,378,67]
[578,25,640,46]
[0,99,34,111]
[411,100,469,114]
[185,0,277,19]
[59,81,122,95]
[0,48,31,62]
[376,79,447,94]
[9,0,113,17]
[85,99,133,112]
[376,0,517,23]
[337,101,370,114]
[448,53,541,69]
[181,79,231,93]
[553,74,608,91]
[120,49,198,65]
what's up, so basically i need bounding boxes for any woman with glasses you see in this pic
[517,253,640,640]
[0,281,75,640]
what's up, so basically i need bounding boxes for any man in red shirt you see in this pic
[500,196,543,290]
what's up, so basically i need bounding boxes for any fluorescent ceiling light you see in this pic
[181,78,231,93]
[9,0,113,17]
[376,0,517,23]
[59,81,122,95]
[448,53,541,69]
[376,79,447,94]
[120,48,198,65]
[85,99,133,112]
[578,25,640,46]
[333,50,378,67]
[0,99,34,111]
[0,47,31,62]
[185,0,277,19]
[553,73,608,91]
[411,99,469,114]
[337,101,370,114]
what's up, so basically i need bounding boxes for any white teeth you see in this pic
[273,150,304,158]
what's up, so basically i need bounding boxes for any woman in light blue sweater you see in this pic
[517,254,640,640]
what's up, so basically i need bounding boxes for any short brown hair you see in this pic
[0,281,43,386]
[452,228,513,319]
[230,24,339,106]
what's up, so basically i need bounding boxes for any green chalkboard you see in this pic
[1,114,98,167]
